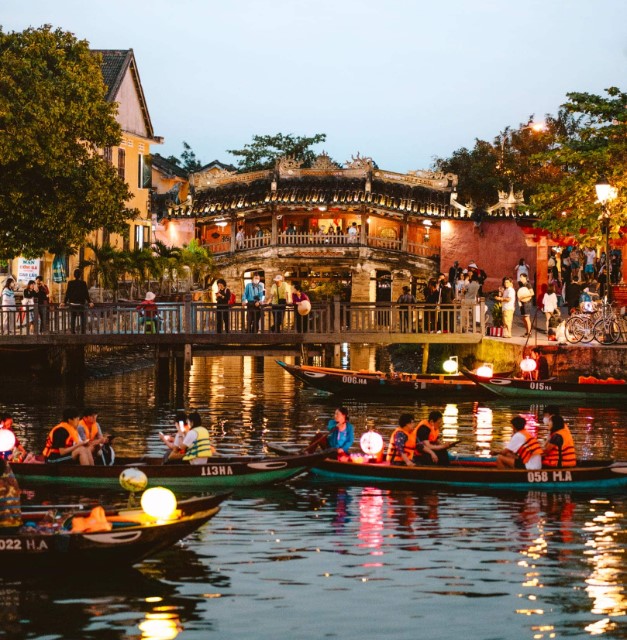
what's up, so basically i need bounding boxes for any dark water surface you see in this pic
[1,353,626,640]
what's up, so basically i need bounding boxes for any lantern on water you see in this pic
[520,357,537,373]
[360,431,384,456]
[443,356,459,374]
[0,429,16,453]
[475,363,493,378]
[141,487,178,520]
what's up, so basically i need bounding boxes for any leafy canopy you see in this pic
[0,25,134,258]
[227,133,327,172]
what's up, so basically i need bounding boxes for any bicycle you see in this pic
[565,300,613,344]
[593,310,627,345]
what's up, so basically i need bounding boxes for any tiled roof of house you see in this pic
[152,153,189,179]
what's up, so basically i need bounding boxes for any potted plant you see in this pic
[489,301,504,336]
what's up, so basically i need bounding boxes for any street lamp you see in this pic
[595,177,618,303]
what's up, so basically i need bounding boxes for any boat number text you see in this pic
[0,538,49,551]
[341,376,367,385]
[201,465,234,476]
[529,382,553,391]
[527,470,572,483]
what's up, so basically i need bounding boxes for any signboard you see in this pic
[52,255,67,283]
[17,258,40,283]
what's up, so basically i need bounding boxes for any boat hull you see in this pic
[12,452,328,491]
[277,360,482,398]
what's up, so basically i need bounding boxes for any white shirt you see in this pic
[501,286,516,311]
[542,292,559,314]
[584,249,596,266]
[507,432,542,470]
[515,264,529,281]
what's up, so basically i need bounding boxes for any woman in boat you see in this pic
[413,411,450,465]
[309,407,354,459]
[0,414,27,463]
[495,416,543,470]
[386,413,417,465]
[542,415,576,468]
[42,408,95,465]
[162,411,213,464]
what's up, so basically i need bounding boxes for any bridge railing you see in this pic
[0,300,485,337]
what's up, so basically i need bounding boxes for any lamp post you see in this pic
[595,177,617,303]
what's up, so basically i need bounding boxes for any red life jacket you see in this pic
[516,429,543,464]
[543,426,576,468]
[416,420,439,443]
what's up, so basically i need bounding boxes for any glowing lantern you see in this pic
[0,429,15,452]
[475,363,493,378]
[141,487,178,520]
[520,357,537,373]
[443,356,459,374]
[297,300,311,316]
[360,431,383,455]
[119,468,148,493]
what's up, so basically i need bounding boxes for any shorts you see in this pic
[570,260,579,269]
[584,264,594,274]
[519,301,531,316]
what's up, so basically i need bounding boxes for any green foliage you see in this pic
[0,25,135,258]
[490,302,504,328]
[227,133,327,172]
[166,141,203,173]
[80,242,128,297]
[531,87,627,245]
[178,239,215,285]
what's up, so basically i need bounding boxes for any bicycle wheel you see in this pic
[565,316,585,343]
[593,317,621,345]
[579,315,595,343]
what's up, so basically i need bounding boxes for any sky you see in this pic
[2,0,627,172]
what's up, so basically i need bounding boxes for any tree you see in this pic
[166,141,203,173]
[0,25,135,258]
[531,88,627,245]
[152,241,182,294]
[227,133,327,172]
[80,242,129,301]
[178,239,215,288]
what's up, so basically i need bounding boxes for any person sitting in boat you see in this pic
[161,411,214,465]
[0,413,27,463]
[495,416,543,470]
[413,411,451,466]
[531,349,550,381]
[386,413,418,466]
[42,408,95,465]
[0,458,21,529]
[77,408,109,463]
[541,405,560,426]
[543,415,576,468]
[307,407,354,459]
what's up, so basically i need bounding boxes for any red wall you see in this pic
[440,219,537,292]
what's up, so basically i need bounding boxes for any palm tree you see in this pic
[126,247,158,299]
[80,242,129,302]
[152,241,182,294]
[178,239,215,289]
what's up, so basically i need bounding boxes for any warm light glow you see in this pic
[216,220,228,228]
[529,122,546,133]
[443,356,459,374]
[0,429,16,452]
[422,219,433,227]
[138,614,182,640]
[595,177,617,204]
[520,357,537,373]
[141,487,178,520]
[360,431,383,455]
[119,467,148,492]
[476,363,493,378]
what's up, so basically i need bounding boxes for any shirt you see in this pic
[326,420,354,453]
[506,432,542,470]
[501,286,516,311]
[242,282,265,304]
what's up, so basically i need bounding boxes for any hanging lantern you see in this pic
[141,487,178,520]
[443,356,459,374]
[475,363,494,378]
[520,357,537,373]
[360,431,384,456]
[0,429,16,453]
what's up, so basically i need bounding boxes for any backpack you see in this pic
[228,292,236,305]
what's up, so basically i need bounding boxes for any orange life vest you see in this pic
[543,425,576,468]
[78,419,100,440]
[386,427,417,463]
[416,420,439,443]
[42,422,80,458]
[516,429,543,464]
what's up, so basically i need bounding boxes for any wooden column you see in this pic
[271,208,278,245]
[360,211,367,245]
[536,237,549,303]
[230,215,237,253]
[401,215,408,252]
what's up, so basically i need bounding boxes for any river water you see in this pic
[1,352,626,640]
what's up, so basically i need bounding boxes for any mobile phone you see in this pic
[159,431,165,438]
[178,421,185,430]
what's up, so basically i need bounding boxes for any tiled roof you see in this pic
[92,49,133,102]
[152,154,189,179]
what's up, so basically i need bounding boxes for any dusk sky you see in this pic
[3,0,626,172]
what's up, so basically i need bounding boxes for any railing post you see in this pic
[184,294,192,334]
[333,295,341,335]
[479,298,485,336]
[33,301,39,336]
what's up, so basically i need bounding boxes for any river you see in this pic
[0,351,625,640]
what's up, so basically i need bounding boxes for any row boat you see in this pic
[0,494,227,572]
[277,360,485,398]
[11,450,329,491]
[461,368,627,401]
[267,444,627,491]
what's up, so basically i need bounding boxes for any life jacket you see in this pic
[416,420,439,443]
[183,427,213,461]
[78,419,100,441]
[543,425,576,468]
[42,421,80,458]
[386,427,417,463]
[516,429,543,464]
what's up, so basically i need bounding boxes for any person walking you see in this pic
[64,269,93,334]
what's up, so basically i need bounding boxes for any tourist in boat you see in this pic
[161,411,213,464]
[413,411,450,465]
[542,415,576,468]
[531,349,550,381]
[0,414,27,463]
[386,413,418,465]
[541,405,560,426]
[42,408,95,465]
[77,408,110,463]
[495,416,543,470]
[326,407,354,459]
[0,458,21,529]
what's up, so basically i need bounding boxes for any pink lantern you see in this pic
[360,431,384,455]
[0,429,16,453]
[520,357,537,373]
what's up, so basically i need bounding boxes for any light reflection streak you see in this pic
[138,612,182,640]
[442,404,459,441]
[357,487,385,558]
[473,405,493,456]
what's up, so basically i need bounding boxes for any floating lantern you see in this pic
[443,356,459,374]
[0,429,15,453]
[119,467,148,493]
[475,363,493,378]
[360,431,383,456]
[520,357,537,373]
[141,487,178,520]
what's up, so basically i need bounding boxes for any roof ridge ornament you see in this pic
[311,152,340,171]
[345,153,373,170]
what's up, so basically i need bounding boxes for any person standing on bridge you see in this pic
[64,269,93,334]
[242,273,265,333]
[267,274,289,333]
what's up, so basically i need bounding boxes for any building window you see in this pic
[135,225,150,249]
[138,154,151,189]
[118,148,126,180]
[103,147,113,164]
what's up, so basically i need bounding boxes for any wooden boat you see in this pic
[461,368,627,401]
[11,450,329,491]
[277,360,484,398]
[0,494,227,572]
[267,444,627,491]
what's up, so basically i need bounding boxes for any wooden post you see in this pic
[333,295,341,334]
[271,210,278,245]
[183,294,192,334]
[421,343,429,374]
[401,215,408,252]
[360,211,367,245]
[184,343,192,370]
[230,216,237,253]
